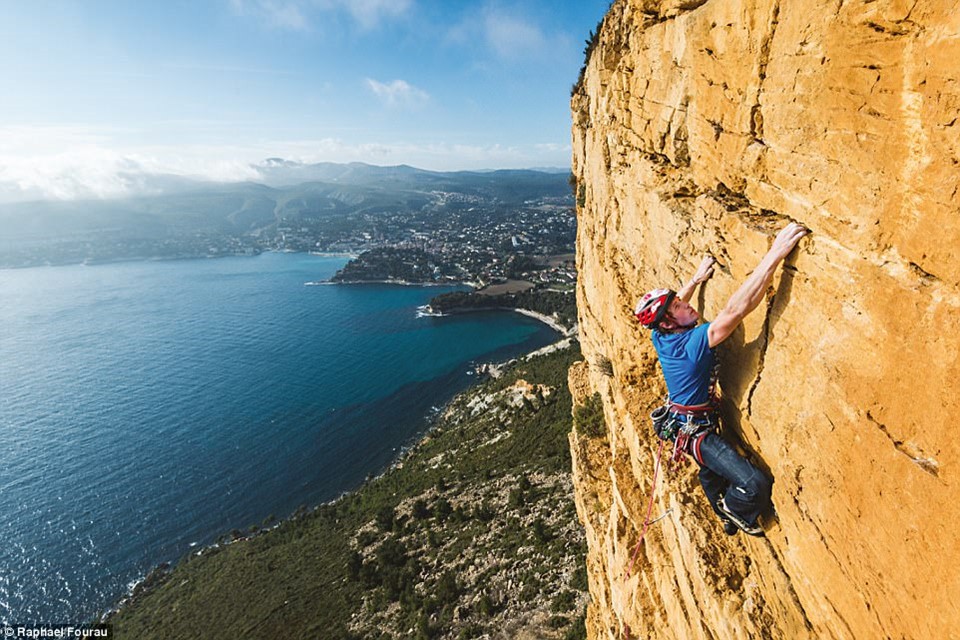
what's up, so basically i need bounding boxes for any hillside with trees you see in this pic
[109,345,588,640]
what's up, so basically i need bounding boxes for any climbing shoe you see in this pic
[720,518,739,536]
[718,498,764,537]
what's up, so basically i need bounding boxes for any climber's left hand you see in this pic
[693,255,716,284]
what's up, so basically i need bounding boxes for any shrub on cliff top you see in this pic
[572,13,608,95]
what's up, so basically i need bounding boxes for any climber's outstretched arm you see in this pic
[708,222,807,348]
[678,255,717,303]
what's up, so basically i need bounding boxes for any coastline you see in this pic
[510,307,574,337]
[329,278,476,288]
[108,343,586,638]
[105,313,572,623]
[308,251,360,259]
[421,303,576,338]
[0,248,356,272]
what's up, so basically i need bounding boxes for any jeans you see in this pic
[695,431,772,526]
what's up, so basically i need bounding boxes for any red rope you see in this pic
[625,438,665,577]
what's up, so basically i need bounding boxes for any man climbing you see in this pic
[634,222,808,536]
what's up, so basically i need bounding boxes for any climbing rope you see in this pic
[625,438,666,578]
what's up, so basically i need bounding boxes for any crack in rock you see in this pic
[746,292,777,417]
[752,0,781,142]
[760,538,816,632]
[865,411,941,478]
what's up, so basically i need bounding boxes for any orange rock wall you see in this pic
[568,1,960,638]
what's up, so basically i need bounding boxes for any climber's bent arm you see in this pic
[708,223,808,348]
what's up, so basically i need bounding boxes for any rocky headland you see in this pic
[108,346,590,640]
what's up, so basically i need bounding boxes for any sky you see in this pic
[0,0,610,201]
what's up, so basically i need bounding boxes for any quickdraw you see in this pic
[671,414,717,466]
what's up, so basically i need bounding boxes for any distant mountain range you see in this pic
[0,161,572,246]
[251,159,570,190]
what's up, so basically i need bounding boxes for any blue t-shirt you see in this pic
[651,322,715,406]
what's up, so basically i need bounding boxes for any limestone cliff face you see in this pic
[568,1,960,638]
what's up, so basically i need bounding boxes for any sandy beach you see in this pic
[511,307,574,336]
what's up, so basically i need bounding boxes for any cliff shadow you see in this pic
[714,261,799,479]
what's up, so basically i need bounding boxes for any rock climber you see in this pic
[634,222,808,536]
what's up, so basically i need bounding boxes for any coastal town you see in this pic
[292,191,577,290]
[0,169,576,280]
[325,191,580,329]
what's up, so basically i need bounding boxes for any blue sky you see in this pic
[0,0,609,200]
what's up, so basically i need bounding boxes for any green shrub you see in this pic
[571,560,588,591]
[477,594,496,618]
[564,607,588,640]
[436,571,460,605]
[359,562,379,588]
[412,499,432,520]
[551,589,577,613]
[375,506,396,532]
[377,538,408,568]
[458,624,483,640]
[473,501,495,523]
[573,392,606,438]
[357,530,378,548]
[346,552,363,580]
[520,582,538,601]
[532,518,553,545]
[518,475,532,492]
[433,498,452,522]
[549,615,568,629]
[508,487,526,508]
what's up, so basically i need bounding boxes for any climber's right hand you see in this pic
[770,222,808,260]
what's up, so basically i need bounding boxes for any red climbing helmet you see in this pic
[634,288,676,329]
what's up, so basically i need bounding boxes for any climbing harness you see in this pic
[670,408,719,466]
[654,357,722,466]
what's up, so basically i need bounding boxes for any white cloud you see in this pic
[231,0,412,31]
[483,9,548,59]
[0,149,141,201]
[534,143,567,153]
[0,125,569,202]
[230,0,308,31]
[317,0,413,29]
[0,126,261,202]
[446,5,554,61]
[365,78,429,109]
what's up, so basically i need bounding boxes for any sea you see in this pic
[0,251,560,624]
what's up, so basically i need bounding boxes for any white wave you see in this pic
[415,304,445,318]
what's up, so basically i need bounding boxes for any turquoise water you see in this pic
[0,252,558,623]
